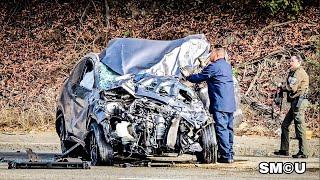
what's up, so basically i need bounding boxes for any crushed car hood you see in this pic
[102,73,209,128]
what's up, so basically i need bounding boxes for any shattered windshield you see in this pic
[97,62,120,90]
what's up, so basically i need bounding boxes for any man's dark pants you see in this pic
[280,98,308,155]
[212,111,234,160]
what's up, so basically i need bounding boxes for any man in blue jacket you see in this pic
[183,45,236,163]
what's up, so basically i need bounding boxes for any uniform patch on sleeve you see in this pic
[288,77,297,86]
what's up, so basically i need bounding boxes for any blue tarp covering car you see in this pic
[100,34,210,76]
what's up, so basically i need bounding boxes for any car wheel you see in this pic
[88,123,114,166]
[196,123,218,163]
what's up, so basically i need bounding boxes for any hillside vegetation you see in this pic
[0,0,319,136]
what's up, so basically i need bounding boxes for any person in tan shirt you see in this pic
[274,55,309,158]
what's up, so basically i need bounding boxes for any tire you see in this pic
[88,123,114,166]
[196,123,218,163]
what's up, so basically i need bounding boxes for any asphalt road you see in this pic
[0,151,319,180]
[0,132,318,179]
[0,132,318,157]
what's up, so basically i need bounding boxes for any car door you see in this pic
[63,59,85,135]
[67,58,95,138]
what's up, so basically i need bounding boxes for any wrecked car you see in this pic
[56,35,218,165]
[56,57,217,165]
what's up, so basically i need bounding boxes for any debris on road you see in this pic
[5,148,90,169]
[8,160,90,169]
[25,148,39,162]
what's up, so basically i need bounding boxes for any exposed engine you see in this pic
[96,91,204,157]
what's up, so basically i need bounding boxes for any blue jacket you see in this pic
[187,58,236,113]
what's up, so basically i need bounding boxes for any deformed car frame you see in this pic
[56,50,218,166]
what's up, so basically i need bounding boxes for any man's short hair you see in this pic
[213,46,225,56]
[214,44,223,48]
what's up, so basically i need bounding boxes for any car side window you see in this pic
[68,59,94,96]
[79,61,94,90]
[69,60,85,87]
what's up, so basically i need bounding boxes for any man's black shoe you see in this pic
[292,152,308,158]
[218,158,233,163]
[274,150,289,156]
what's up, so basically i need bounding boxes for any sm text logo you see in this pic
[259,162,306,174]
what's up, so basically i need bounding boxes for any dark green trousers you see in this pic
[280,99,308,155]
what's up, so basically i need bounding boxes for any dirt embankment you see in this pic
[0,1,319,135]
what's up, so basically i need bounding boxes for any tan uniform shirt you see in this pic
[284,66,309,98]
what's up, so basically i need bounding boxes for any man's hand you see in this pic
[199,57,210,68]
